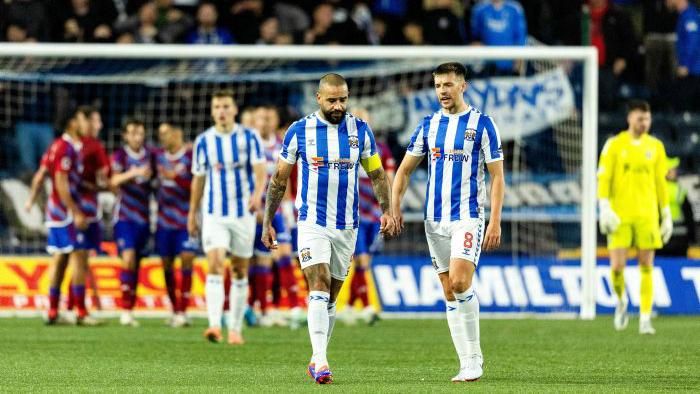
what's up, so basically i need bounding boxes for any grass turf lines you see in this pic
[1,317,699,392]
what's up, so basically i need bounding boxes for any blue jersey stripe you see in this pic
[483,117,501,158]
[215,136,229,216]
[364,123,377,155]
[230,132,243,217]
[432,115,449,221]
[315,123,329,227]
[245,130,254,194]
[422,117,432,219]
[298,122,309,221]
[469,118,485,217]
[354,122,367,227]
[198,137,214,215]
[335,124,350,227]
[281,125,296,161]
[450,113,470,220]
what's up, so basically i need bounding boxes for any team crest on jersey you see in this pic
[646,150,652,160]
[348,135,359,148]
[300,247,312,262]
[465,128,477,141]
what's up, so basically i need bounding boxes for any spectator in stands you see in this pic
[471,0,528,75]
[584,0,640,110]
[186,2,233,44]
[271,2,310,38]
[3,0,49,42]
[402,20,425,45]
[225,0,267,44]
[52,0,117,42]
[115,0,191,43]
[115,2,160,43]
[667,0,700,111]
[422,0,466,45]
[643,0,678,102]
[257,16,294,45]
[302,2,368,45]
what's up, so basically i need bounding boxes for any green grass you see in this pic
[1,317,699,393]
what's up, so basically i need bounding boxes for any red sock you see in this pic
[272,263,281,307]
[353,267,369,307]
[48,286,60,317]
[120,270,134,310]
[278,260,299,308]
[179,269,192,313]
[223,269,231,312]
[247,267,256,307]
[255,267,272,313]
[130,269,139,309]
[163,268,177,313]
[67,280,75,310]
[72,284,87,318]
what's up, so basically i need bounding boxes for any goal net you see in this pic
[0,45,597,318]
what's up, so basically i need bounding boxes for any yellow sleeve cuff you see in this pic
[361,153,382,173]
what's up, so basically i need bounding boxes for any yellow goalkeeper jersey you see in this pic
[597,131,669,222]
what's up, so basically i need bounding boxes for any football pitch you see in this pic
[2,317,699,393]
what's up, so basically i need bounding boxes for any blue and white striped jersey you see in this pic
[280,112,377,230]
[406,106,503,222]
[192,125,264,220]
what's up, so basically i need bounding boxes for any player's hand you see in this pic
[73,211,87,230]
[187,211,199,237]
[261,224,278,250]
[598,199,621,234]
[248,195,262,213]
[483,222,501,251]
[660,206,673,244]
[379,213,396,238]
[678,66,689,78]
[139,165,153,179]
[158,166,176,180]
[393,211,404,235]
[24,200,34,213]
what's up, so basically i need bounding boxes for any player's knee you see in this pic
[449,277,471,294]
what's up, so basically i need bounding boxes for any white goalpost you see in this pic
[0,44,598,319]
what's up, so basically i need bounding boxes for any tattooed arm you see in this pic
[367,166,396,237]
[261,159,294,249]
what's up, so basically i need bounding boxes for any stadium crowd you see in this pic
[1,0,698,109]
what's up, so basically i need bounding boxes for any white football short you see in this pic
[425,218,485,273]
[201,215,256,258]
[297,222,358,281]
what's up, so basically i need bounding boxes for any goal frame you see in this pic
[0,43,598,319]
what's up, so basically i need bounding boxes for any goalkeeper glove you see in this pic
[660,206,673,244]
[599,199,621,234]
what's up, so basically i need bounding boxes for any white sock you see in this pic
[205,274,224,328]
[327,301,337,343]
[228,278,248,334]
[307,290,330,366]
[640,312,651,323]
[455,288,482,359]
[446,300,470,369]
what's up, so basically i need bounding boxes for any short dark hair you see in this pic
[432,62,468,80]
[122,118,145,133]
[627,99,651,113]
[318,73,347,89]
[58,105,80,131]
[212,89,235,101]
[77,105,95,118]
